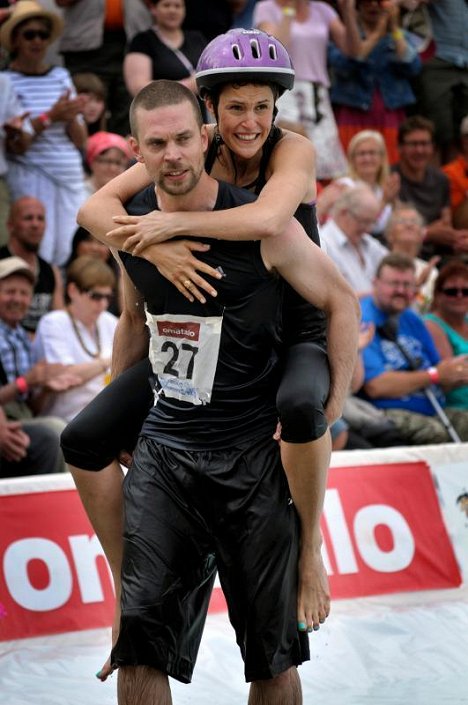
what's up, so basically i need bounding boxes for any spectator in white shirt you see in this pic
[320,185,388,297]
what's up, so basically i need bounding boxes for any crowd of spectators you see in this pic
[1,0,468,477]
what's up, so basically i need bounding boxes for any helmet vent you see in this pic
[250,38,261,59]
[231,43,242,61]
[268,43,278,61]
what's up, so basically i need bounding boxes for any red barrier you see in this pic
[0,460,461,641]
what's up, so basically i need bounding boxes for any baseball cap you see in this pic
[86,131,133,167]
[0,257,35,284]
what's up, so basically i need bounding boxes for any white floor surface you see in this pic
[1,585,467,705]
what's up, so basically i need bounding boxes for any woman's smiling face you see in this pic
[212,84,276,160]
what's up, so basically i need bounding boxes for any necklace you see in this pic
[67,310,101,358]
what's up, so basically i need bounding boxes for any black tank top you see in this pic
[121,181,283,450]
[205,128,327,348]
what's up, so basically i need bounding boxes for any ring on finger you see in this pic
[183,279,192,288]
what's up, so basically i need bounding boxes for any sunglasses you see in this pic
[21,29,51,41]
[441,287,468,297]
[85,290,113,302]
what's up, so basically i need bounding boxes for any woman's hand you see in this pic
[107,211,180,253]
[142,240,223,304]
[49,90,85,124]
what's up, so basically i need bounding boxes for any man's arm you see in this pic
[365,356,468,398]
[111,252,149,378]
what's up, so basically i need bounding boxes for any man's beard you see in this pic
[157,162,203,196]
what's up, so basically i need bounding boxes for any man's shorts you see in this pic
[111,435,310,683]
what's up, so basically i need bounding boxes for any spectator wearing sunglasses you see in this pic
[0,1,87,267]
[33,256,118,422]
[424,260,468,410]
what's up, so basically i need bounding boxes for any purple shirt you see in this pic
[254,0,337,87]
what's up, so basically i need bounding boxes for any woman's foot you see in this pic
[296,546,330,632]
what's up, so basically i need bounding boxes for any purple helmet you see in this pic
[196,29,295,96]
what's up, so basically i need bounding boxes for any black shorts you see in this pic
[111,435,310,683]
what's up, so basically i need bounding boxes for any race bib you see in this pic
[145,309,223,406]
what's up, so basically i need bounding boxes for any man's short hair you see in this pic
[129,80,203,137]
[376,253,415,278]
[398,115,435,145]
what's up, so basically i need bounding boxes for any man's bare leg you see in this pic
[280,432,331,631]
[68,460,124,679]
[248,667,302,705]
[118,666,172,705]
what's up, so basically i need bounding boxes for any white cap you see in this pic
[0,257,35,284]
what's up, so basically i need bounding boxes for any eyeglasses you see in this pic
[353,150,381,157]
[379,279,416,290]
[21,29,51,41]
[401,140,432,148]
[392,217,422,226]
[441,287,468,297]
[94,157,128,168]
[85,290,113,302]
[348,211,375,228]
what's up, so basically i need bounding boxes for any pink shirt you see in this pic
[253,0,337,87]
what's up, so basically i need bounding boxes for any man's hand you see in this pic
[0,417,30,463]
[453,229,468,254]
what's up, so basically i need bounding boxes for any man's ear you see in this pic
[129,136,144,164]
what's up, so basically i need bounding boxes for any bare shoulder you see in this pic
[273,129,316,158]
[268,129,316,178]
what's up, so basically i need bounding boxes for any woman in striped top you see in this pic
[1,1,87,267]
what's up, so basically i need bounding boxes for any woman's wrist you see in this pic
[33,112,52,134]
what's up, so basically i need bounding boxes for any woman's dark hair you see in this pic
[433,260,468,295]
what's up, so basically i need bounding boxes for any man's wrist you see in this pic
[427,366,440,385]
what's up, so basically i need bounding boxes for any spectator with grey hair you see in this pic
[385,204,439,312]
[320,185,389,296]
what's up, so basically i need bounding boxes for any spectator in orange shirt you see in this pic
[442,116,468,230]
